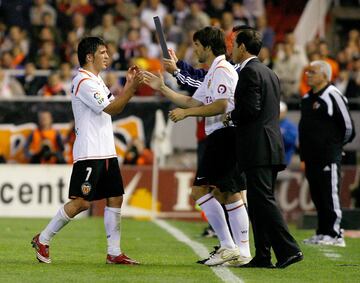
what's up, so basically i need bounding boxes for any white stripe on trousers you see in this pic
[331,163,342,235]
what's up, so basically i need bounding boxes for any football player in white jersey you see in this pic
[31,37,142,265]
[142,26,251,266]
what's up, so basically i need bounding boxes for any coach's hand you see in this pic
[169,108,187,122]
[163,48,178,74]
[168,49,178,62]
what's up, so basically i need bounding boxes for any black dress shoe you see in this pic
[276,251,303,269]
[239,258,275,268]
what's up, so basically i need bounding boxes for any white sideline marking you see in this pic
[154,219,244,283]
[319,248,342,260]
[323,253,342,260]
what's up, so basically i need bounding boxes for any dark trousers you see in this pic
[305,161,342,237]
[245,166,300,262]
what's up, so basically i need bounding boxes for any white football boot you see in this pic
[204,246,240,266]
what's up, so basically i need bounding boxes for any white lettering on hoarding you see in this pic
[299,178,314,210]
[0,165,71,217]
[278,180,299,212]
[277,171,314,211]
[173,172,194,211]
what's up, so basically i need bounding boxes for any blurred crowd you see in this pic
[0,0,359,168]
[0,0,359,99]
[0,0,360,100]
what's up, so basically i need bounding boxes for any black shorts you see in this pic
[69,157,124,201]
[194,127,246,193]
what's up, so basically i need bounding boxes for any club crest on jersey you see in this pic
[313,101,320,110]
[94,92,104,104]
[207,79,211,88]
[217,84,227,94]
[81,182,92,196]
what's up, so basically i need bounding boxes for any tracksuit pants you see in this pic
[305,161,342,237]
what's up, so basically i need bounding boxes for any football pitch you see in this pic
[0,218,359,283]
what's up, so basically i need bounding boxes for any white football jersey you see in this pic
[192,55,238,135]
[71,68,116,163]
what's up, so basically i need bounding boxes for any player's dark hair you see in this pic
[235,29,262,56]
[77,37,106,67]
[193,26,226,56]
[232,25,255,33]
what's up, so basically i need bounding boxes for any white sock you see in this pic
[39,206,72,245]
[196,194,236,249]
[104,206,121,256]
[225,200,251,257]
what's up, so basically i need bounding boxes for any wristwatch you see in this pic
[172,68,180,77]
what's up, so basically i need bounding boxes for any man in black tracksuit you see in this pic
[299,60,355,247]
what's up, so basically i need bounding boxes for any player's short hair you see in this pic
[235,29,262,56]
[193,26,226,57]
[310,60,332,81]
[77,37,106,67]
[232,25,255,33]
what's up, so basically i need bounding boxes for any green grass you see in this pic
[0,218,359,283]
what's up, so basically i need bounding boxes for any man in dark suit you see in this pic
[224,28,303,268]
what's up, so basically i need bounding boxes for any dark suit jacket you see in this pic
[231,58,286,170]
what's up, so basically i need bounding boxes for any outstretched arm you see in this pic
[142,71,202,109]
[169,99,228,122]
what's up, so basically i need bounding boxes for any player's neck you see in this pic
[82,64,100,76]
[239,53,254,64]
[205,53,217,67]
[312,81,329,93]
[39,125,51,131]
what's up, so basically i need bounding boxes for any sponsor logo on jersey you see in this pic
[94,92,105,105]
[205,96,214,104]
[81,182,92,196]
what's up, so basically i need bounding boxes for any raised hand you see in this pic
[169,108,187,122]
[142,71,164,91]
[124,65,142,91]
[125,65,139,81]
[163,48,178,74]
[168,49,178,62]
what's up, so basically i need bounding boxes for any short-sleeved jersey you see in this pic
[71,68,117,163]
[192,55,238,135]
